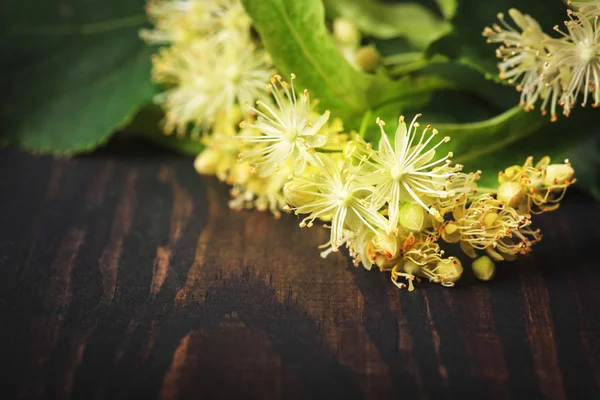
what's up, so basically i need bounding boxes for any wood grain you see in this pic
[0,144,599,399]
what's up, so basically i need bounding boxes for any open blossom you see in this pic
[456,194,541,261]
[483,9,566,119]
[349,114,460,231]
[238,74,330,177]
[152,44,272,136]
[546,10,600,109]
[195,119,292,217]
[289,154,388,251]
[141,0,272,136]
[140,0,252,45]
[569,1,600,18]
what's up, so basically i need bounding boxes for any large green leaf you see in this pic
[242,0,476,133]
[242,0,370,128]
[323,0,451,50]
[431,107,598,189]
[0,0,154,154]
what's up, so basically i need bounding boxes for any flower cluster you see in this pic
[212,73,571,290]
[483,2,600,120]
[141,0,273,136]
[141,2,579,291]
[141,1,358,216]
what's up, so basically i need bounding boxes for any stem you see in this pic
[359,110,373,139]
[383,52,423,66]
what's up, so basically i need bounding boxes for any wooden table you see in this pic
[1,142,599,399]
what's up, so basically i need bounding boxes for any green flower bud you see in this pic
[399,203,425,232]
[194,149,220,175]
[544,163,575,186]
[283,178,317,208]
[355,45,380,73]
[471,255,496,281]
[434,256,463,283]
[333,18,361,47]
[497,181,525,208]
[441,222,460,243]
[403,260,421,275]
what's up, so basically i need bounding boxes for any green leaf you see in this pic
[242,0,371,127]
[568,135,600,199]
[0,0,154,154]
[243,0,518,137]
[323,0,451,50]
[435,0,458,19]
[242,0,446,132]
[431,107,598,189]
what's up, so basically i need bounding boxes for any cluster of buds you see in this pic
[497,156,576,213]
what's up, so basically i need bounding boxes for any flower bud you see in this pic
[483,212,499,228]
[441,222,460,243]
[543,163,574,186]
[227,162,251,185]
[355,45,380,73]
[283,178,317,208]
[399,203,425,232]
[333,18,361,47]
[497,181,525,208]
[435,256,463,283]
[498,165,521,184]
[403,260,421,275]
[471,255,496,281]
[194,149,220,175]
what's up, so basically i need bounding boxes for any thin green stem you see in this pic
[383,52,423,66]
[359,110,373,139]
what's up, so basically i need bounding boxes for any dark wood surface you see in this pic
[1,142,599,399]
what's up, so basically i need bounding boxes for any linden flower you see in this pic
[140,0,252,45]
[498,156,576,213]
[456,194,541,261]
[152,44,272,136]
[546,11,600,109]
[238,74,330,177]
[350,114,460,231]
[569,1,600,18]
[290,154,389,251]
[348,228,408,271]
[483,9,565,119]
[389,234,447,290]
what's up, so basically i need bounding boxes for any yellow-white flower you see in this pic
[546,11,600,109]
[152,44,272,135]
[238,74,330,177]
[498,156,576,213]
[350,114,460,231]
[291,154,388,251]
[456,194,541,261]
[140,0,252,45]
[483,9,565,119]
[569,1,600,18]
